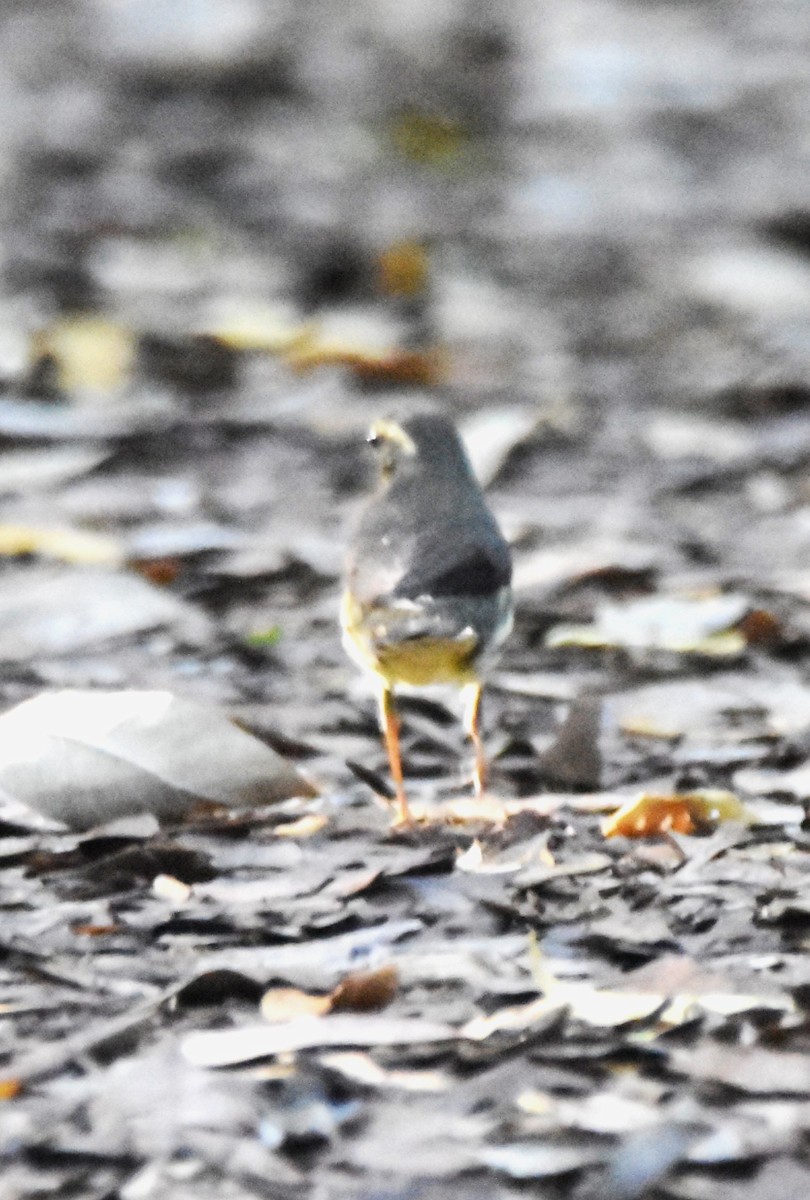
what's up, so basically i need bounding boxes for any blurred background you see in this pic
[1,0,810,731]
[2,0,810,421]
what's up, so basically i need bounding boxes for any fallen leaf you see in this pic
[0,446,110,495]
[0,563,210,661]
[203,302,309,354]
[461,996,569,1041]
[319,1052,450,1092]
[152,874,192,904]
[430,794,510,824]
[330,965,399,1013]
[71,923,123,937]
[376,241,429,298]
[30,315,135,395]
[670,1044,810,1095]
[546,593,751,657]
[602,790,752,838]
[260,988,331,1022]
[182,1015,455,1067]
[643,412,756,463]
[0,523,122,566]
[260,965,399,1021]
[288,341,443,386]
[0,1078,22,1101]
[134,557,182,586]
[460,407,542,486]
[274,813,328,838]
[456,839,522,874]
[462,938,670,1035]
[0,690,315,829]
[479,1141,608,1179]
[736,608,782,645]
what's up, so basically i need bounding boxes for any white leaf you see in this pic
[182,1015,455,1067]
[0,690,314,829]
[0,565,210,661]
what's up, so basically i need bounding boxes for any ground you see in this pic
[2,2,810,1198]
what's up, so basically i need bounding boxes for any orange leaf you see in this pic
[0,1078,21,1100]
[602,790,751,839]
[71,923,123,937]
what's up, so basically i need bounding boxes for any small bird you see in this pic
[342,412,513,824]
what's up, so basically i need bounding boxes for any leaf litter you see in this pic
[2,7,810,1200]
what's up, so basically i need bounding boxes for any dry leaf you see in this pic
[460,407,542,487]
[431,794,510,824]
[0,524,122,566]
[71,923,123,937]
[274,813,328,838]
[330,964,399,1013]
[260,988,331,1022]
[0,563,211,661]
[30,315,135,395]
[182,1015,455,1067]
[602,790,752,839]
[152,874,192,904]
[288,341,443,385]
[0,1078,22,1101]
[206,304,309,354]
[455,839,521,873]
[461,996,569,1041]
[319,1052,450,1092]
[479,1141,608,1179]
[546,593,751,657]
[0,446,110,495]
[376,241,429,298]
[0,690,315,829]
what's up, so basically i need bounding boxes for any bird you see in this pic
[342,412,513,825]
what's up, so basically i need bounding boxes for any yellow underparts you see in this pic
[342,591,479,686]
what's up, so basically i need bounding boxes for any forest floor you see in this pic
[3,3,810,1198]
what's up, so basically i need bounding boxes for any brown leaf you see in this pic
[376,241,429,298]
[287,342,444,385]
[330,964,399,1013]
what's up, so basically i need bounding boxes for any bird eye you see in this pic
[366,432,382,448]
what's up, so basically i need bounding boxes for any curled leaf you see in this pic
[0,690,315,830]
[330,965,399,1014]
[602,790,752,839]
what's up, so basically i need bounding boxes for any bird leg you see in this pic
[378,684,411,826]
[463,681,487,796]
